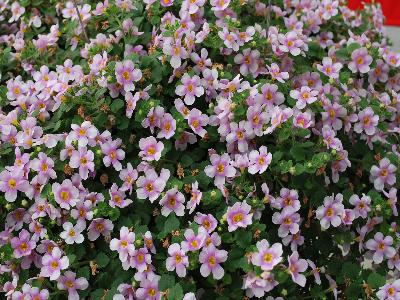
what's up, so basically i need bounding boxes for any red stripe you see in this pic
[348,0,400,26]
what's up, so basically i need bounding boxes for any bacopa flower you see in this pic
[11,229,36,258]
[109,183,132,208]
[40,247,69,280]
[0,168,30,202]
[30,152,56,184]
[272,207,301,238]
[52,179,79,209]
[188,108,209,138]
[110,226,135,262]
[115,60,142,91]
[290,86,319,109]
[348,47,373,73]
[139,136,164,161]
[175,73,204,105]
[226,201,253,232]
[69,147,95,180]
[370,158,397,191]
[87,218,114,241]
[248,146,272,174]
[315,193,344,229]
[288,251,308,287]
[181,227,207,252]
[199,245,228,280]
[234,48,260,76]
[317,57,342,79]
[101,138,125,171]
[136,168,170,203]
[377,280,400,300]
[349,194,371,219]
[135,274,161,300]
[56,271,88,300]
[365,232,396,264]
[251,239,283,271]
[66,121,98,148]
[166,243,189,277]
[268,63,289,83]
[354,107,379,136]
[204,153,236,186]
[159,188,185,217]
[60,222,85,244]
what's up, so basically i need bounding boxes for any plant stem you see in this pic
[72,0,89,42]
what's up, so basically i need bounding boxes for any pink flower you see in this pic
[287,251,308,287]
[348,47,373,74]
[30,152,57,184]
[279,31,304,56]
[377,280,400,300]
[290,86,318,109]
[160,0,173,7]
[218,28,239,51]
[204,153,236,186]
[159,188,185,216]
[256,83,284,107]
[57,271,89,300]
[370,158,397,191]
[194,213,217,233]
[66,121,98,148]
[251,239,283,271]
[383,188,398,217]
[139,136,164,161]
[119,163,138,194]
[366,232,396,264]
[181,227,207,251]
[234,48,260,76]
[315,193,344,229]
[60,222,85,244]
[40,247,69,280]
[210,0,230,11]
[110,226,135,262]
[87,218,114,241]
[317,57,342,79]
[199,245,228,280]
[369,59,390,84]
[162,38,188,69]
[186,181,202,214]
[175,73,204,105]
[226,121,253,153]
[354,107,379,136]
[109,183,132,208]
[166,243,189,277]
[321,0,339,20]
[226,201,253,232]
[115,60,142,92]
[0,168,30,202]
[130,247,151,272]
[135,274,161,300]
[188,108,209,138]
[69,147,95,180]
[11,229,36,258]
[248,146,272,174]
[157,113,176,139]
[125,92,139,118]
[52,179,79,209]
[101,138,125,171]
[349,194,371,219]
[136,168,170,202]
[272,207,300,238]
[268,63,289,83]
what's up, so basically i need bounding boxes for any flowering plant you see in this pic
[0,0,399,299]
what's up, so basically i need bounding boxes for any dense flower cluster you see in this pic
[0,0,399,299]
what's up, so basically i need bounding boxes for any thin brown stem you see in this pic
[72,0,89,42]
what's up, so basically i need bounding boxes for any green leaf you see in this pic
[168,284,183,300]
[367,273,386,289]
[96,252,110,268]
[159,274,176,291]
[110,99,125,113]
[234,231,252,248]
